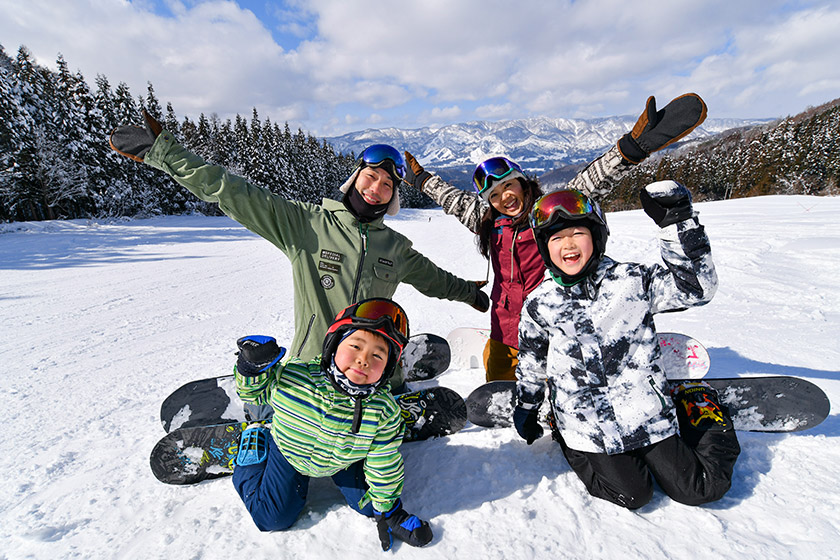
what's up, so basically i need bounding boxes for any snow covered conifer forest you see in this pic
[1,43,839,225]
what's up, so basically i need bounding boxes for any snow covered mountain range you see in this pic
[327,115,771,189]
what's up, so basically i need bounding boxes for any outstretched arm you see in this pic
[565,93,708,201]
[404,151,486,233]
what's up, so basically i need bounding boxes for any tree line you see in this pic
[0,44,434,223]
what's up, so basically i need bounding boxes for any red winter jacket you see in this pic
[488,216,545,348]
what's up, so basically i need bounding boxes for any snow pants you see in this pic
[483,338,519,382]
[556,428,740,510]
[232,435,374,531]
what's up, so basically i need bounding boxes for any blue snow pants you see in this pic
[232,434,374,531]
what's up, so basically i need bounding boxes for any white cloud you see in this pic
[2,0,839,135]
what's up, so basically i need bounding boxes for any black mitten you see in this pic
[639,181,694,227]
[471,282,490,313]
[236,335,286,377]
[403,151,432,192]
[618,93,707,164]
[109,109,163,162]
[513,405,543,444]
[374,499,433,551]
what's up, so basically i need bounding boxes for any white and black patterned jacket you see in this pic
[516,216,717,455]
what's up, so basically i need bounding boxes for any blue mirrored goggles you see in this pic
[472,157,524,194]
[359,144,406,179]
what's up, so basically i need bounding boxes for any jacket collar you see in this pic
[321,198,387,229]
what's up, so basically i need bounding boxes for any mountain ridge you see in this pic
[326,115,771,189]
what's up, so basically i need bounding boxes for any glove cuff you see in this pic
[617,134,648,164]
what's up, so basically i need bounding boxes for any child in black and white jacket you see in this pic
[513,183,740,509]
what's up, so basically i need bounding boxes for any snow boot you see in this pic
[235,423,270,467]
[672,381,733,435]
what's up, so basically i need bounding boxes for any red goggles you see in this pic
[330,298,410,347]
[530,189,600,230]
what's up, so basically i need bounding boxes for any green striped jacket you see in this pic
[235,357,405,512]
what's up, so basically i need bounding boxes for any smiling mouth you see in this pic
[362,193,381,205]
[562,251,581,265]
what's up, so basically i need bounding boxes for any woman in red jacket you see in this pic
[403,93,708,380]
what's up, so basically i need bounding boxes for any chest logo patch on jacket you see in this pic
[378,258,394,267]
[320,274,335,290]
[320,249,344,262]
[319,261,341,274]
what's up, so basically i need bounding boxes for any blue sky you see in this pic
[2,0,839,137]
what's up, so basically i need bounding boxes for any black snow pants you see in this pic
[557,427,741,510]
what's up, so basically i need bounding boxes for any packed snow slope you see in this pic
[1,195,838,560]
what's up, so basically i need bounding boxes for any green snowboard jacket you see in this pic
[145,131,478,384]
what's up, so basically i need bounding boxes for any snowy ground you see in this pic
[1,195,838,560]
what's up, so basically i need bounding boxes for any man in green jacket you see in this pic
[109,111,488,391]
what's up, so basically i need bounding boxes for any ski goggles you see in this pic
[530,189,602,230]
[329,298,410,348]
[472,157,524,195]
[359,144,406,179]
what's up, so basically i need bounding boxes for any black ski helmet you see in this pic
[530,189,610,281]
[320,298,410,393]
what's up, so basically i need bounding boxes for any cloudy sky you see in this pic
[2,0,839,137]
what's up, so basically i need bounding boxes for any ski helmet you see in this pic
[321,298,410,392]
[472,156,526,201]
[530,189,610,281]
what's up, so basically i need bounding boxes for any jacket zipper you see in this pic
[295,313,316,357]
[351,223,368,303]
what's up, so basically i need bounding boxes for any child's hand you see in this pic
[374,499,433,551]
[513,405,544,444]
[236,335,286,377]
[640,180,694,227]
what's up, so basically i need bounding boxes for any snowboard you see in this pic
[447,328,710,380]
[160,333,450,432]
[151,386,467,485]
[402,333,450,382]
[465,377,830,433]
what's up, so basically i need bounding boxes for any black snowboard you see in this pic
[465,377,830,433]
[160,333,450,432]
[151,386,467,485]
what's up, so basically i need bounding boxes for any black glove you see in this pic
[403,151,432,192]
[639,180,694,227]
[374,499,433,551]
[513,405,543,444]
[617,93,707,164]
[109,109,163,162]
[236,335,286,377]
[471,282,490,313]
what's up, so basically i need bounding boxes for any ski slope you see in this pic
[1,195,838,559]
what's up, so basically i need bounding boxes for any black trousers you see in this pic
[558,429,740,510]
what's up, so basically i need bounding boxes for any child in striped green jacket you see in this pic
[231,298,432,552]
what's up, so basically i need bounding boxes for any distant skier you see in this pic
[402,94,707,382]
[513,184,740,509]
[109,114,489,393]
[231,298,432,550]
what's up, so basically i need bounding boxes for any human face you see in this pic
[487,178,526,217]
[333,329,390,385]
[547,226,594,276]
[354,167,394,206]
